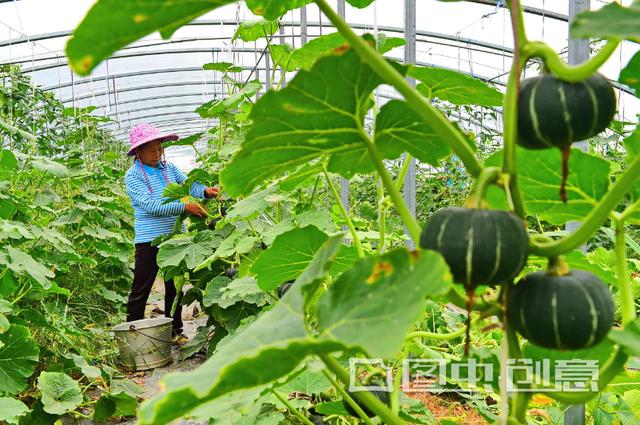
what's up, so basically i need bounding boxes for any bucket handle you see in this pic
[128,324,172,344]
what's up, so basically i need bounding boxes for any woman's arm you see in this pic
[125,172,186,217]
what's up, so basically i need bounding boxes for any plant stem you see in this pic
[321,369,375,425]
[314,0,483,178]
[318,353,406,425]
[271,390,316,425]
[322,167,364,258]
[395,155,413,191]
[530,153,640,257]
[503,0,526,218]
[376,178,387,253]
[464,166,502,208]
[522,39,620,82]
[357,126,422,245]
[405,326,467,341]
[446,287,494,312]
[614,217,636,325]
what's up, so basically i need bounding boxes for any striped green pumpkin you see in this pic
[508,270,614,350]
[419,207,529,288]
[517,73,616,150]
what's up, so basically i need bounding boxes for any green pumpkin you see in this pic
[517,73,616,150]
[420,207,529,288]
[508,270,614,350]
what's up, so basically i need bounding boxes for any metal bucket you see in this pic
[112,317,173,371]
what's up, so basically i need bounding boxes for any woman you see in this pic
[124,123,218,340]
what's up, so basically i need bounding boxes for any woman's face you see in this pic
[137,140,164,167]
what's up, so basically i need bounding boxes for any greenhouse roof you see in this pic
[1,0,639,165]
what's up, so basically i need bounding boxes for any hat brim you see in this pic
[127,133,179,156]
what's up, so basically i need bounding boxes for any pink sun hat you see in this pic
[127,123,179,156]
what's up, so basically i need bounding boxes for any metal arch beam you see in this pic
[92,92,216,110]
[44,65,246,91]
[46,64,272,93]
[106,110,201,123]
[104,101,203,117]
[15,46,263,73]
[0,4,569,48]
[57,76,270,104]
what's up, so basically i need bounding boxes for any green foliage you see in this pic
[251,226,330,291]
[571,2,640,39]
[410,66,503,107]
[233,20,279,42]
[66,0,236,75]
[317,249,452,358]
[37,372,83,415]
[486,147,611,225]
[0,397,29,424]
[0,325,39,395]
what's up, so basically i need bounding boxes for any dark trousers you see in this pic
[127,242,183,333]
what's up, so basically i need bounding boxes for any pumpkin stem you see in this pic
[464,287,475,357]
[560,147,571,203]
[546,256,570,276]
[463,166,502,209]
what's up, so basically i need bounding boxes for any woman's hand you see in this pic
[185,202,207,218]
[205,186,220,199]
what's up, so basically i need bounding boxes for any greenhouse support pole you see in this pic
[565,1,590,424]
[403,0,417,249]
[300,6,308,44]
[336,0,351,238]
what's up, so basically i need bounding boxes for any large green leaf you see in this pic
[374,100,452,167]
[249,0,374,14]
[66,0,236,75]
[486,147,611,225]
[317,249,452,358]
[271,32,405,72]
[203,276,270,309]
[137,235,347,425]
[571,2,640,39]
[233,20,279,42]
[157,231,220,270]
[221,48,391,196]
[0,150,17,176]
[620,50,640,97]
[0,247,54,289]
[410,66,503,107]
[203,62,242,73]
[225,187,276,221]
[608,318,640,357]
[0,325,39,395]
[0,397,29,424]
[251,226,329,291]
[246,0,312,20]
[196,81,262,118]
[28,158,69,177]
[37,372,83,415]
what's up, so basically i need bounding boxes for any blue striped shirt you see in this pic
[125,160,206,244]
